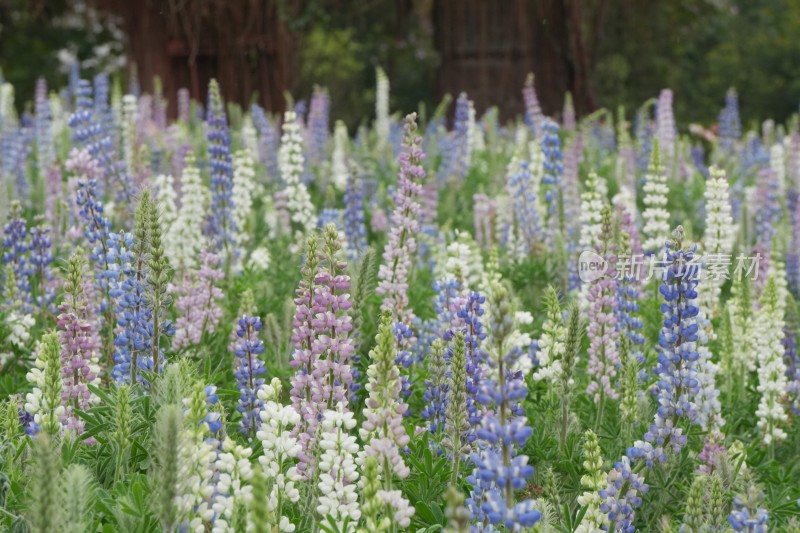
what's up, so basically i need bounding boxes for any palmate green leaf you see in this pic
[412,500,445,529]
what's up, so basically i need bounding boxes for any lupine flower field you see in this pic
[0,66,799,533]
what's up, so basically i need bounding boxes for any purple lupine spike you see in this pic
[457,292,487,440]
[467,282,540,529]
[787,190,800,298]
[2,203,32,308]
[343,167,367,260]
[541,118,564,247]
[231,315,267,437]
[29,224,56,311]
[69,79,134,203]
[718,88,741,155]
[206,80,237,262]
[507,160,542,255]
[640,226,702,463]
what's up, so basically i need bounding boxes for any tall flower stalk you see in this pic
[467,281,540,530]
[376,113,426,328]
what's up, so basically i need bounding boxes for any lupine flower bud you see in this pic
[681,475,706,531]
[443,333,470,481]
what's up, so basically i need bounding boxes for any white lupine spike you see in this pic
[331,120,349,191]
[121,94,138,174]
[641,143,670,254]
[694,285,724,432]
[532,290,567,384]
[770,143,785,194]
[168,153,208,270]
[241,117,259,157]
[375,67,390,148]
[154,173,179,262]
[702,166,737,312]
[211,437,254,533]
[316,404,361,526]
[255,379,302,531]
[279,111,315,246]
[754,277,788,446]
[232,149,257,254]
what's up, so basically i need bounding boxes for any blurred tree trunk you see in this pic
[432,0,601,121]
[94,0,295,115]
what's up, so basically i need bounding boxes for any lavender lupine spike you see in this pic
[206,79,237,264]
[467,281,540,530]
[289,234,326,480]
[376,113,425,328]
[172,250,225,349]
[58,250,99,433]
[231,315,267,437]
[586,207,621,414]
[522,73,543,139]
[314,224,356,405]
